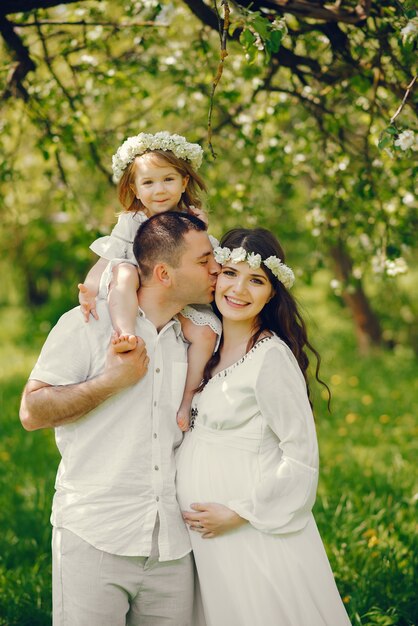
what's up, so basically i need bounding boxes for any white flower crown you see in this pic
[214,246,295,289]
[111,131,204,183]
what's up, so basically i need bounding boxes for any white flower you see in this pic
[246,252,262,269]
[385,257,408,277]
[80,54,98,66]
[230,247,247,263]
[264,256,295,288]
[263,255,282,275]
[400,18,418,44]
[394,130,416,151]
[112,131,203,182]
[214,247,295,289]
[213,246,231,264]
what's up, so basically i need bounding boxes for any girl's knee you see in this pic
[111,263,139,289]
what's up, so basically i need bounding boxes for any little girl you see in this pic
[78,131,221,431]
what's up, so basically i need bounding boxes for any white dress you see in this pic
[176,336,351,626]
[90,211,222,336]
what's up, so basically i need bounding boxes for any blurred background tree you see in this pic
[0,0,416,349]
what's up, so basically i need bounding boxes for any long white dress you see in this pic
[176,335,351,626]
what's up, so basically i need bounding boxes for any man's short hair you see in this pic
[133,211,207,280]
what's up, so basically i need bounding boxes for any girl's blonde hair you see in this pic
[118,150,207,216]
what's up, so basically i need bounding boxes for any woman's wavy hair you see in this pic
[201,228,330,409]
[117,150,207,216]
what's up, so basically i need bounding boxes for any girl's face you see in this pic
[215,260,274,325]
[133,154,189,216]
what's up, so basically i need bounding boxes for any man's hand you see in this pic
[103,335,149,389]
[20,337,149,431]
[183,502,248,539]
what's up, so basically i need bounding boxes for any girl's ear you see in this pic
[182,175,190,192]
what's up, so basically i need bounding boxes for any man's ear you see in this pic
[153,263,173,286]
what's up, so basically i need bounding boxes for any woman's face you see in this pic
[215,260,274,324]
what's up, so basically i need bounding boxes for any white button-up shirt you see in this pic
[29,301,190,560]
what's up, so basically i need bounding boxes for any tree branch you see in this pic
[0,0,83,16]
[11,19,168,28]
[0,14,36,100]
[233,1,370,24]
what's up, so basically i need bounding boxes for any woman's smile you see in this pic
[216,263,273,323]
[224,295,249,308]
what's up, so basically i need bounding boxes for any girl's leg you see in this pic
[108,263,140,353]
[177,317,217,431]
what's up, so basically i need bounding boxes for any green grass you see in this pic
[0,277,417,625]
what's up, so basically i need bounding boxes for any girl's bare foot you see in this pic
[112,333,138,353]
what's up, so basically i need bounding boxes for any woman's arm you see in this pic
[226,343,319,534]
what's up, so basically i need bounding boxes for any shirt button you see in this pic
[154,401,157,407]
[156,496,160,502]
[155,368,160,373]
[154,465,159,471]
[153,433,157,439]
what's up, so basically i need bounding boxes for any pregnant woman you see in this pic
[176,228,351,626]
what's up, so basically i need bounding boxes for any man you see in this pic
[20,212,219,625]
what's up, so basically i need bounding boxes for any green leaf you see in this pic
[378,136,391,149]
[240,29,256,48]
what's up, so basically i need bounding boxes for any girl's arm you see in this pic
[78,257,109,322]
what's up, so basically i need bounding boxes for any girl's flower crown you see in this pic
[214,246,295,289]
[112,131,204,183]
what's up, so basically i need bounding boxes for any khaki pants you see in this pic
[52,522,194,626]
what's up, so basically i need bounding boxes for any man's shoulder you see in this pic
[51,302,111,338]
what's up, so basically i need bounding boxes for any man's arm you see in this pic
[20,339,149,431]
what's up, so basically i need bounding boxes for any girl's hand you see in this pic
[78,283,99,322]
[190,207,209,227]
[183,502,247,539]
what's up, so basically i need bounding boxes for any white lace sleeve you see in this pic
[181,304,222,337]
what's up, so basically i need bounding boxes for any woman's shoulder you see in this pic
[255,334,306,386]
[254,333,289,355]
[254,334,300,369]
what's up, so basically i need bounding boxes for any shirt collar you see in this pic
[137,306,183,339]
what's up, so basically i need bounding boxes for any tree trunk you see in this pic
[329,242,383,353]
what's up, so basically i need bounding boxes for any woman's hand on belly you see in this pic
[182,502,248,538]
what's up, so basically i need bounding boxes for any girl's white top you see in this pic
[90,211,222,336]
[90,211,148,265]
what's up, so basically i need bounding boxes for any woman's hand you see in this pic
[183,502,247,538]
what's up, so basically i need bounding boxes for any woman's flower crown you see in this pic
[112,131,204,183]
[214,246,295,289]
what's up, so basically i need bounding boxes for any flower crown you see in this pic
[214,246,295,289]
[112,131,204,183]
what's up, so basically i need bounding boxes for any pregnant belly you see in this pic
[176,431,258,511]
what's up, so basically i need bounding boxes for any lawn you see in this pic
[0,277,416,625]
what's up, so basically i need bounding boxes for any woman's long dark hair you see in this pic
[201,228,330,409]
